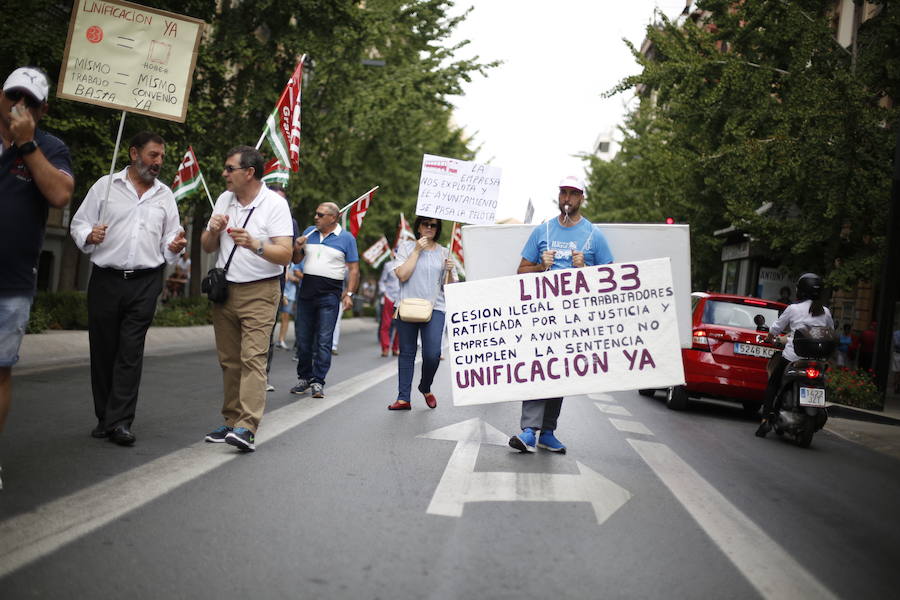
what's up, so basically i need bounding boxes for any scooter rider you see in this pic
[756,273,834,438]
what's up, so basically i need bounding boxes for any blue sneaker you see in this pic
[204,425,233,443]
[290,379,310,395]
[509,428,537,453]
[538,430,567,454]
[225,427,256,452]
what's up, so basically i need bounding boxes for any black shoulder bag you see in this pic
[202,207,256,303]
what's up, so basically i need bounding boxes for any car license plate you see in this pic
[799,387,826,407]
[733,343,775,358]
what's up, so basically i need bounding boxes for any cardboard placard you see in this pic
[445,258,685,406]
[58,0,205,122]
[416,154,501,225]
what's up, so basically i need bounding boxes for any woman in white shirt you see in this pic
[756,273,834,437]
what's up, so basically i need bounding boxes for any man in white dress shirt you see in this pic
[71,131,186,446]
[201,146,293,452]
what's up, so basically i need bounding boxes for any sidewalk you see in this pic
[16,318,377,374]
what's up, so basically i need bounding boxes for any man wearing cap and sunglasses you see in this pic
[0,67,74,489]
[508,175,614,455]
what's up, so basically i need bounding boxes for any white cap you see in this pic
[558,175,586,196]
[3,67,49,103]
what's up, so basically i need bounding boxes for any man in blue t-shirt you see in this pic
[509,175,613,455]
[0,67,74,488]
[290,202,359,398]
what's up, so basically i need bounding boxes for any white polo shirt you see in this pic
[211,185,293,283]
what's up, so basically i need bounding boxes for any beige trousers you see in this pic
[211,278,280,432]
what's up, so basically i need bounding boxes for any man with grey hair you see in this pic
[290,202,359,399]
[0,66,73,488]
[202,146,293,452]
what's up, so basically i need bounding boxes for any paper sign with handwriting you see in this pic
[58,0,205,122]
[445,258,685,406]
[416,154,501,225]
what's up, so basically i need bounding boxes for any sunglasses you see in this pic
[5,90,41,109]
[421,222,439,228]
[315,211,335,218]
[223,165,249,173]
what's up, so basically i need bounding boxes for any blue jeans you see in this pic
[295,293,340,385]
[0,295,32,367]
[396,310,445,402]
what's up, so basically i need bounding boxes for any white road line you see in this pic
[609,418,653,436]
[594,403,632,417]
[629,439,839,600]
[587,393,617,403]
[0,360,400,578]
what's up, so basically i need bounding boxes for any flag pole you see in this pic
[444,221,457,284]
[99,110,127,224]
[339,186,379,214]
[199,172,215,211]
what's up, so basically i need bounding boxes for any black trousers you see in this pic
[762,356,790,416]
[87,267,162,431]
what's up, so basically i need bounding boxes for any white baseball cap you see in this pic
[3,67,50,103]
[558,175,586,196]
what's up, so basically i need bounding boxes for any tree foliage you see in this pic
[586,0,898,291]
[1,0,492,292]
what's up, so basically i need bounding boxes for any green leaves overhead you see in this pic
[588,0,898,291]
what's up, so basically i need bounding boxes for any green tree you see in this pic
[588,0,898,291]
[2,0,492,293]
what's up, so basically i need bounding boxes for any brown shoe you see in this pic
[423,393,437,409]
[387,400,411,411]
[381,350,388,357]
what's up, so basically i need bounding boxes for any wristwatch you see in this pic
[255,242,265,256]
[18,140,38,155]
[346,291,354,297]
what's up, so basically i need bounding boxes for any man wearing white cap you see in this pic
[0,67,74,488]
[508,175,613,455]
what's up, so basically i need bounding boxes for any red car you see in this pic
[640,292,787,413]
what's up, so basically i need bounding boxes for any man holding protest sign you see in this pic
[0,66,73,487]
[290,203,359,399]
[71,132,186,446]
[508,175,613,454]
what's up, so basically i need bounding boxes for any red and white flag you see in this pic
[393,212,416,250]
[450,222,465,277]
[347,188,376,238]
[362,235,392,268]
[263,56,305,172]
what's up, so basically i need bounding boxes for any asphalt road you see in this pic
[1,323,898,599]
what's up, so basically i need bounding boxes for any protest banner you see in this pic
[445,258,685,406]
[460,223,693,348]
[58,0,205,122]
[416,154,501,225]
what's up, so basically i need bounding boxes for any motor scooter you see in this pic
[770,326,836,448]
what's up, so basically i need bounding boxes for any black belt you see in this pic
[95,264,164,280]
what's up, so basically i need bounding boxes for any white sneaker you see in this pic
[277,341,289,350]
[266,382,275,392]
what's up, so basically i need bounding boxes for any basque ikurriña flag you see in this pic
[171,146,202,202]
[263,56,305,172]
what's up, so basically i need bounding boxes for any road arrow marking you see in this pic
[588,393,617,403]
[609,418,653,436]
[595,402,632,416]
[419,418,632,524]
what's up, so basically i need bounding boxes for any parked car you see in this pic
[639,292,787,413]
